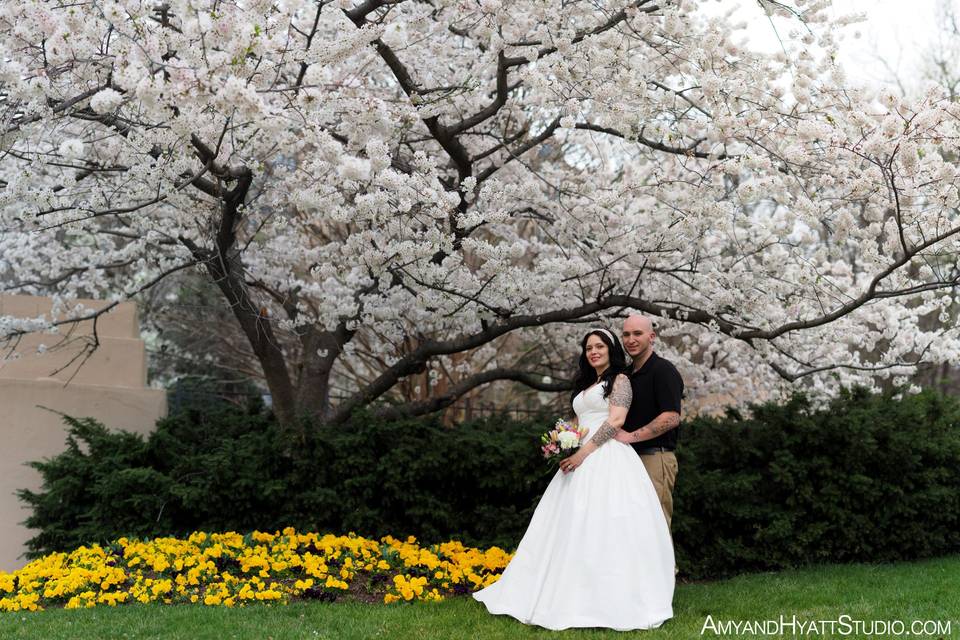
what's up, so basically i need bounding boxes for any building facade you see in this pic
[0,294,165,571]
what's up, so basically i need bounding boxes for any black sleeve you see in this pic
[653,362,683,415]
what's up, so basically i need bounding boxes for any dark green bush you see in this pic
[20,388,960,579]
[20,408,551,556]
[674,388,960,577]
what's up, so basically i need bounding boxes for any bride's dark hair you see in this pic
[570,328,628,408]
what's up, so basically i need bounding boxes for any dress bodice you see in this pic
[571,383,610,438]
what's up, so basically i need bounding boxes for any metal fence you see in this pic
[168,386,560,423]
[455,399,556,422]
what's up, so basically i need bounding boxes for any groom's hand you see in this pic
[614,430,634,444]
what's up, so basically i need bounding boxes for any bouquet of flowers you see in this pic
[540,418,589,466]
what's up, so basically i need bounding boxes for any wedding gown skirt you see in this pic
[473,383,675,631]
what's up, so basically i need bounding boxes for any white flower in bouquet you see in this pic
[557,430,579,450]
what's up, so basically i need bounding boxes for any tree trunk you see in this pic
[200,257,298,427]
[293,328,347,424]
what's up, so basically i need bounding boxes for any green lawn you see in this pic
[4,555,958,639]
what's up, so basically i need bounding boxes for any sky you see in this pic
[834,0,941,86]
[699,0,948,91]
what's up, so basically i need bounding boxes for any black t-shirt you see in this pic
[623,352,683,451]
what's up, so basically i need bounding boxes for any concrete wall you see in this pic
[0,294,165,572]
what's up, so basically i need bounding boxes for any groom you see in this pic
[614,314,683,530]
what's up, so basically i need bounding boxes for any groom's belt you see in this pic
[635,446,674,455]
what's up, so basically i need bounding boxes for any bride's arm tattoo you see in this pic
[589,420,619,447]
[588,375,632,448]
[607,375,632,408]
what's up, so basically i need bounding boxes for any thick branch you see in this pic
[0,260,199,342]
[4,86,105,135]
[507,0,659,55]
[327,294,697,423]
[373,367,571,420]
[769,343,933,382]
[739,223,960,341]
[293,2,326,94]
[330,239,960,424]
[178,134,295,423]
[444,51,512,137]
[575,122,724,159]
[180,234,297,424]
[476,116,562,183]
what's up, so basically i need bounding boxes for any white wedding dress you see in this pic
[473,382,675,630]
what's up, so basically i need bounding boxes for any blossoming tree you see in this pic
[2,0,959,425]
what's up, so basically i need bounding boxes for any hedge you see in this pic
[19,388,960,579]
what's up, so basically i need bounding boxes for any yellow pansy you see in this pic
[0,529,512,611]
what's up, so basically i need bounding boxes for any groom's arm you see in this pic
[616,363,682,443]
[617,411,680,443]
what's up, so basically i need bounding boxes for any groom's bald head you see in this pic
[622,314,656,362]
[624,314,653,333]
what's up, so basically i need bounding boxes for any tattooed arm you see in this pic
[560,375,632,473]
[583,374,632,450]
[616,412,680,443]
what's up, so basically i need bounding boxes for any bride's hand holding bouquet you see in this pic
[540,418,589,471]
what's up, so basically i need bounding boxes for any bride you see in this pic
[473,328,675,631]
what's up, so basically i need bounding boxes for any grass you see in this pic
[3,555,959,639]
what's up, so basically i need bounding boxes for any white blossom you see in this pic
[57,139,85,158]
[0,0,957,417]
[89,88,124,114]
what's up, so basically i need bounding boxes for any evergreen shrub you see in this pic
[20,389,960,578]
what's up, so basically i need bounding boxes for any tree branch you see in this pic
[574,122,725,159]
[373,367,571,420]
[476,116,562,183]
[327,294,707,423]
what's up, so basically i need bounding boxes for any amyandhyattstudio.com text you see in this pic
[701,614,952,637]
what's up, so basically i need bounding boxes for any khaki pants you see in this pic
[640,451,678,530]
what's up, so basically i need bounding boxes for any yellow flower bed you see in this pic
[0,529,512,612]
